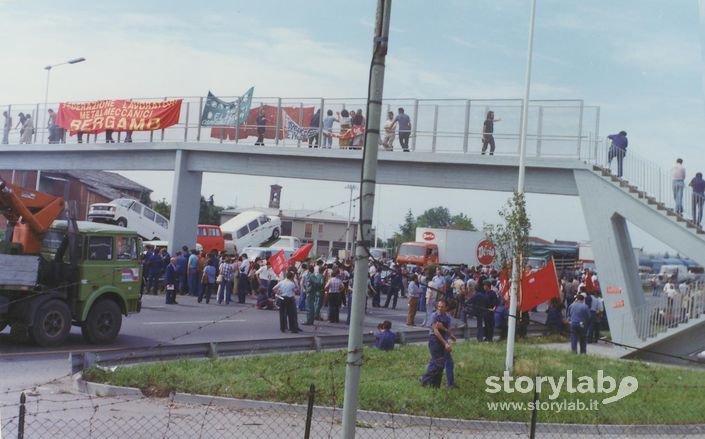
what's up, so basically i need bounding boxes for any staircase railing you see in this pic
[583,139,703,229]
[626,280,705,342]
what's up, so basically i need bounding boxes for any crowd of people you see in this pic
[138,243,618,386]
[3,106,505,155]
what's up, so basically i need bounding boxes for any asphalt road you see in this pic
[0,293,424,356]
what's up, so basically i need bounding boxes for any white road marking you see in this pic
[143,320,246,325]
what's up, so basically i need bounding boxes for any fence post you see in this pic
[184,102,190,142]
[33,104,39,144]
[318,98,324,147]
[304,384,316,439]
[576,100,584,159]
[275,98,282,146]
[298,102,304,148]
[18,391,26,439]
[196,97,203,142]
[536,105,544,157]
[431,104,439,153]
[235,98,242,143]
[462,100,471,153]
[529,385,539,439]
[159,97,166,141]
[411,99,419,151]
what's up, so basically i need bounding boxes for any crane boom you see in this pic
[0,179,65,254]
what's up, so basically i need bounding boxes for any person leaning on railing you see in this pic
[689,172,705,227]
[607,130,628,177]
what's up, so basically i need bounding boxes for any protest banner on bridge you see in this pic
[56,99,182,134]
[200,88,254,127]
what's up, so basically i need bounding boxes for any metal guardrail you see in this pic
[2,96,598,158]
[626,281,705,342]
[69,330,431,373]
[583,138,704,228]
[70,325,546,374]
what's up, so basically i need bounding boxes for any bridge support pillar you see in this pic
[574,171,643,350]
[168,150,202,254]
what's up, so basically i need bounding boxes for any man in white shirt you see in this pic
[672,158,686,216]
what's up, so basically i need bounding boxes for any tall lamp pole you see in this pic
[38,57,85,191]
[505,0,536,373]
[42,57,86,143]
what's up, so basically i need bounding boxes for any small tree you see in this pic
[483,191,531,271]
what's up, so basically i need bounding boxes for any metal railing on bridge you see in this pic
[2,96,599,158]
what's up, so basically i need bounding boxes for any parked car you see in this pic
[88,198,169,241]
[270,236,302,250]
[242,246,295,262]
[221,210,281,256]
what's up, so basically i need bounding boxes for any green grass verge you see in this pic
[84,341,705,424]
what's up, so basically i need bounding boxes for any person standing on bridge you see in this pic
[689,171,705,227]
[481,110,501,155]
[671,158,686,216]
[607,130,628,177]
[255,108,266,146]
[2,111,11,144]
[392,107,412,152]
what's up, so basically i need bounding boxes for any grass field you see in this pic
[85,339,705,424]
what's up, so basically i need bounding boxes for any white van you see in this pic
[88,198,169,241]
[221,210,281,256]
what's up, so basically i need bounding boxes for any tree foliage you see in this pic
[483,192,531,270]
[200,195,224,225]
[153,199,171,219]
[145,196,226,226]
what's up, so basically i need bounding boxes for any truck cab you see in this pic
[1,221,142,346]
[396,242,438,267]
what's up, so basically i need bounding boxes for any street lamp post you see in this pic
[38,57,85,191]
[42,57,86,144]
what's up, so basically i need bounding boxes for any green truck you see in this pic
[0,220,143,346]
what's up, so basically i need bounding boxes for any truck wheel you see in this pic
[116,218,127,227]
[272,228,280,240]
[81,300,122,344]
[30,300,72,347]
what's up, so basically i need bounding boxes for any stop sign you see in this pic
[476,240,496,265]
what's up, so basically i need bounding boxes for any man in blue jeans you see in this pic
[187,249,200,297]
[567,293,590,354]
[607,131,628,177]
[671,158,686,216]
[420,299,457,388]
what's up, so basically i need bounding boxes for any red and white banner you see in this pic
[56,99,182,134]
[210,105,315,140]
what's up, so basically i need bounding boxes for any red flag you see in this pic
[289,243,314,263]
[268,249,288,276]
[520,257,560,312]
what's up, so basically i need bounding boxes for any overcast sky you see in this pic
[2,0,705,254]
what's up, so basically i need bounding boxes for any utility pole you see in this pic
[341,1,391,437]
[505,0,536,373]
[344,184,357,258]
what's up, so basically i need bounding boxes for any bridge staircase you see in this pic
[576,152,705,362]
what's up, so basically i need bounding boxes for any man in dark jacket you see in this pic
[607,130,628,177]
[164,257,178,304]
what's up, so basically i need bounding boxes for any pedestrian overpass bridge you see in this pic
[2,142,705,363]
